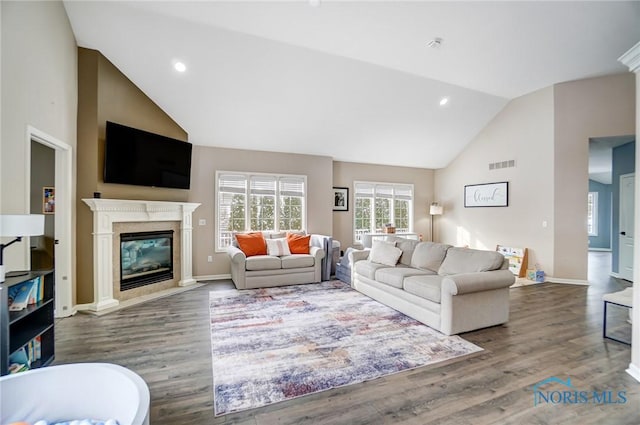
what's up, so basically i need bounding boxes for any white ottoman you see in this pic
[0,363,150,425]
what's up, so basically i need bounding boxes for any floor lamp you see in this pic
[0,214,45,282]
[429,202,443,242]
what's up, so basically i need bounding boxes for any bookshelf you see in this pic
[0,270,55,375]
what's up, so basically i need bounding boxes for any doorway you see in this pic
[30,141,56,270]
[619,173,635,281]
[588,136,635,284]
[28,126,74,317]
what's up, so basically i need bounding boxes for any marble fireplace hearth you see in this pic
[78,198,201,314]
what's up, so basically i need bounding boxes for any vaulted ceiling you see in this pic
[63,1,640,169]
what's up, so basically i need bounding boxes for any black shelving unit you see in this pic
[0,270,55,375]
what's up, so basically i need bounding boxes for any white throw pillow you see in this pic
[266,238,291,256]
[369,240,402,267]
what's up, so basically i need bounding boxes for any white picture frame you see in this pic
[464,182,508,207]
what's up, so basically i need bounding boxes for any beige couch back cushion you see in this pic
[437,247,505,276]
[410,242,451,272]
[388,236,421,266]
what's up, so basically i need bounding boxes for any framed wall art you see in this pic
[464,181,508,207]
[43,186,55,214]
[333,187,349,211]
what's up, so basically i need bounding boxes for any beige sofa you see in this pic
[227,232,326,289]
[350,236,515,335]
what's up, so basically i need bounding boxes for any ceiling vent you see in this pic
[489,159,516,170]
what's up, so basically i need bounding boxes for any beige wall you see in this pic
[188,145,333,278]
[435,87,555,275]
[1,1,77,270]
[553,73,635,279]
[76,48,188,303]
[332,161,434,249]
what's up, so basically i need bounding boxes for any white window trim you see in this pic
[353,180,414,243]
[588,191,598,237]
[215,171,307,252]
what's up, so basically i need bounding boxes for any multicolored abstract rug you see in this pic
[209,280,482,416]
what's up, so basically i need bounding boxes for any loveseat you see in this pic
[227,232,327,289]
[350,236,515,335]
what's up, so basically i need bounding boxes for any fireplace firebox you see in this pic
[120,230,174,291]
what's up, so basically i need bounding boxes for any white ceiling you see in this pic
[63,1,640,169]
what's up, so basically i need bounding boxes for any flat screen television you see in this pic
[104,121,192,189]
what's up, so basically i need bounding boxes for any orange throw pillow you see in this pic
[236,232,267,257]
[287,233,311,254]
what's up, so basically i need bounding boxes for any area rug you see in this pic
[209,280,482,416]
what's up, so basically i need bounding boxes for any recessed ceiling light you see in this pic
[174,62,186,73]
[309,0,321,7]
[439,97,449,106]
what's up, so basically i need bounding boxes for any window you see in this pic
[587,192,598,237]
[353,181,414,243]
[217,172,306,250]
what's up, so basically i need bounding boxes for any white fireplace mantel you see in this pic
[80,198,201,313]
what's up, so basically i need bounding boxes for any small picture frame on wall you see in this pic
[43,186,55,214]
[333,187,349,211]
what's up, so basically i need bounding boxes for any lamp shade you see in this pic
[0,214,45,237]
[429,204,443,216]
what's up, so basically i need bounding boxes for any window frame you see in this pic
[216,171,307,251]
[587,191,598,237]
[353,181,414,243]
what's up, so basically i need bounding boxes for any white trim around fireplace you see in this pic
[77,198,201,313]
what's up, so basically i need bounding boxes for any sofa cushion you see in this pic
[281,254,315,269]
[369,240,403,267]
[287,233,311,254]
[245,255,281,271]
[438,247,505,276]
[403,275,445,303]
[354,260,389,280]
[266,238,291,256]
[236,232,267,257]
[389,237,421,266]
[375,267,432,289]
[410,242,451,272]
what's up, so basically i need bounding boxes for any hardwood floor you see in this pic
[55,255,638,424]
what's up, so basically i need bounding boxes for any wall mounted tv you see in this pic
[104,121,192,190]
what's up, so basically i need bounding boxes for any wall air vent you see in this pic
[489,159,516,170]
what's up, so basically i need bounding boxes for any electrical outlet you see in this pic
[199,219,206,226]
[207,255,213,262]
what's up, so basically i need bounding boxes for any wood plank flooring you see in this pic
[55,256,638,424]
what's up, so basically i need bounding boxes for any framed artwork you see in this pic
[43,187,55,214]
[464,181,508,207]
[333,187,349,211]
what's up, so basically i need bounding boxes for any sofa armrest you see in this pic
[227,245,247,264]
[348,249,370,265]
[310,245,325,260]
[442,269,515,296]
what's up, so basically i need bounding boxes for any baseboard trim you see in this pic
[195,274,232,281]
[546,277,590,285]
[627,363,640,383]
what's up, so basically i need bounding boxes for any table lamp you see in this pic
[0,214,45,282]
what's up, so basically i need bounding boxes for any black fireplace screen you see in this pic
[120,230,174,291]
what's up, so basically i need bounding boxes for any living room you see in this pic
[2,1,640,424]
